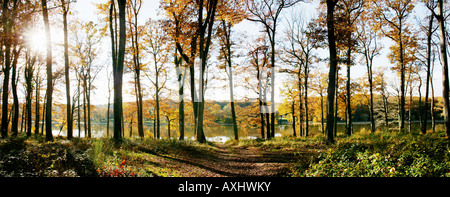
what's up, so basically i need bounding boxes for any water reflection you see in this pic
[51,122,441,142]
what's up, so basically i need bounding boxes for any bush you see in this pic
[299,132,450,177]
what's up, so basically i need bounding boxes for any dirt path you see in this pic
[154,143,313,177]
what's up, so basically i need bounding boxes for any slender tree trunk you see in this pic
[259,100,265,139]
[25,55,33,137]
[320,93,324,134]
[431,65,436,132]
[35,77,40,135]
[292,101,296,137]
[325,0,337,143]
[87,83,92,138]
[270,47,276,139]
[42,0,54,141]
[175,48,185,140]
[77,75,81,137]
[222,20,239,141]
[409,76,413,133]
[107,78,111,138]
[399,21,406,133]
[83,83,87,137]
[41,93,46,136]
[422,14,433,135]
[11,47,21,136]
[257,67,265,139]
[155,68,160,139]
[437,0,450,137]
[195,0,217,143]
[167,117,171,139]
[113,0,127,140]
[304,59,309,137]
[334,68,339,137]
[346,47,352,136]
[1,0,12,138]
[366,56,375,133]
[61,0,72,139]
[299,78,303,136]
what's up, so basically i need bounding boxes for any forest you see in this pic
[0,0,450,178]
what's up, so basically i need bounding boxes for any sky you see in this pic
[35,0,445,106]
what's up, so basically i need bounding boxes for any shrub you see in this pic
[300,132,450,177]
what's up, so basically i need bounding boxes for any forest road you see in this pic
[159,143,315,177]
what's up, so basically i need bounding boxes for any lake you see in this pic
[51,121,442,142]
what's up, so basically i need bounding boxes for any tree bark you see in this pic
[62,0,73,139]
[422,14,433,135]
[325,0,337,143]
[11,46,21,136]
[113,0,127,140]
[437,0,450,137]
[1,0,12,138]
[175,48,185,140]
[346,47,352,136]
[35,76,40,135]
[42,0,54,141]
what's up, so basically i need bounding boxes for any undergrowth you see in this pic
[290,131,450,177]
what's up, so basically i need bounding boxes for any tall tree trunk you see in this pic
[156,79,160,139]
[437,0,450,137]
[107,74,111,138]
[11,47,21,136]
[320,93,324,134]
[422,14,433,135]
[346,47,352,136]
[35,77,40,135]
[77,75,81,137]
[175,48,185,140]
[292,101,296,137]
[87,81,92,138]
[431,62,436,132]
[42,0,54,141]
[365,50,375,133]
[304,58,309,137]
[334,67,339,137]
[222,20,239,141]
[325,0,337,143]
[62,0,73,139]
[25,53,34,137]
[1,0,12,138]
[270,44,276,139]
[409,72,413,133]
[257,67,265,139]
[113,0,127,140]
[83,82,87,137]
[195,0,217,143]
[299,77,303,136]
[399,21,406,133]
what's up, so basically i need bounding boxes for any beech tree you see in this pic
[372,0,416,133]
[113,0,127,140]
[245,0,301,138]
[41,0,54,141]
[325,0,339,143]
[143,19,170,139]
[216,0,247,141]
[1,0,22,138]
[356,5,382,133]
[60,0,74,139]
[195,0,219,143]
[126,0,145,138]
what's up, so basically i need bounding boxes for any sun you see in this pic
[24,26,64,53]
